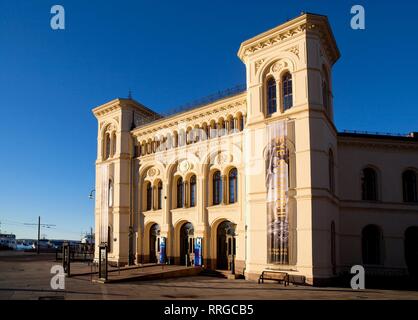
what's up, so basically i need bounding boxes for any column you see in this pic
[221,175,226,205]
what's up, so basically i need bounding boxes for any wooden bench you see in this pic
[258,270,289,286]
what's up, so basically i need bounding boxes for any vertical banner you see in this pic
[265,121,289,264]
[100,164,109,244]
[194,237,202,266]
[159,237,166,264]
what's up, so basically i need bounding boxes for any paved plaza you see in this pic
[1,252,418,300]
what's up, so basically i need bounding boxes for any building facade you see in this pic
[92,13,418,285]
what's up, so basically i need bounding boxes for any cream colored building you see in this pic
[92,13,418,285]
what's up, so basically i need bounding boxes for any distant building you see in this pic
[0,233,16,250]
[92,13,418,285]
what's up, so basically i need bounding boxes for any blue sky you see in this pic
[0,0,417,240]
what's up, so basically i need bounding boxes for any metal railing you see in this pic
[341,129,409,137]
[133,83,246,129]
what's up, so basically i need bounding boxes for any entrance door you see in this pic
[180,222,194,265]
[149,224,160,263]
[217,221,235,270]
[405,227,418,277]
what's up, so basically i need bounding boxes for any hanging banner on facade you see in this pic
[194,237,202,266]
[100,164,109,244]
[159,237,166,264]
[265,121,289,264]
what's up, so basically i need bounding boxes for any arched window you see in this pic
[282,72,293,111]
[362,167,378,201]
[228,168,238,204]
[267,77,277,115]
[146,182,152,211]
[362,225,382,265]
[108,180,113,207]
[329,149,335,194]
[104,133,111,159]
[212,171,222,205]
[111,132,117,156]
[176,177,183,208]
[157,181,163,210]
[403,170,417,202]
[322,67,330,111]
[190,175,196,207]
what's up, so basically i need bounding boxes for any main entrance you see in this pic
[149,223,160,263]
[216,221,236,270]
[179,222,194,265]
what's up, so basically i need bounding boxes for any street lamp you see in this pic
[88,189,95,200]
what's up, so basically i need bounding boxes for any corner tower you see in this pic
[92,98,158,265]
[238,13,340,284]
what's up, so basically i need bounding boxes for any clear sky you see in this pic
[1,0,417,240]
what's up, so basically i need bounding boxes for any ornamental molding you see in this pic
[238,15,340,66]
[178,160,193,174]
[134,99,247,141]
[147,167,160,178]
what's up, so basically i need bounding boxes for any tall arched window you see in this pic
[146,182,152,211]
[176,177,184,208]
[282,72,293,111]
[190,175,196,207]
[267,77,277,115]
[362,225,382,265]
[403,170,417,202]
[104,133,111,159]
[157,181,163,210]
[329,149,335,194]
[362,167,378,201]
[228,168,238,204]
[213,171,222,205]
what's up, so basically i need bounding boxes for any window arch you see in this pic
[362,167,378,201]
[329,149,335,194]
[362,225,383,265]
[212,170,222,205]
[157,181,163,210]
[282,72,293,111]
[403,170,417,202]
[228,168,238,204]
[146,182,152,211]
[266,77,277,115]
[190,175,196,207]
[176,177,184,208]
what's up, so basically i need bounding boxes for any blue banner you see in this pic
[194,237,202,266]
[159,237,166,264]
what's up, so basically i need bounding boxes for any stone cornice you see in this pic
[237,13,340,65]
[92,98,157,119]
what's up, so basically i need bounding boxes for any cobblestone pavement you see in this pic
[1,252,418,300]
